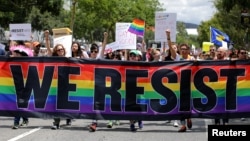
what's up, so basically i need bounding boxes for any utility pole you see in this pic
[70,0,77,34]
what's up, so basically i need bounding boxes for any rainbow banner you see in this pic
[1,57,250,120]
[128,18,145,37]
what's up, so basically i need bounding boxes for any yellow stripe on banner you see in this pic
[69,80,94,89]
[0,77,14,86]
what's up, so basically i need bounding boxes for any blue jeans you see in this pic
[14,116,28,124]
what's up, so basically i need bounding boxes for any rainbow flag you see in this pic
[128,18,145,36]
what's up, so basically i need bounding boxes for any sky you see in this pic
[159,0,216,25]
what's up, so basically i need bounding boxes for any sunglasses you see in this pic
[91,50,98,53]
[240,52,247,55]
[57,48,64,52]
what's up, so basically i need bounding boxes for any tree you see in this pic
[220,0,250,12]
[197,0,247,49]
[0,0,64,29]
[73,0,163,43]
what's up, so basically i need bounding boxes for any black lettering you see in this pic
[125,69,147,112]
[193,68,217,112]
[94,68,122,111]
[221,68,245,110]
[179,69,192,112]
[150,69,178,113]
[57,66,80,110]
[28,66,54,109]
[10,65,54,108]
[11,29,23,32]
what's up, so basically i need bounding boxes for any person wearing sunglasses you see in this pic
[89,43,100,59]
[88,32,108,60]
[43,30,71,129]
[206,45,216,60]
[88,32,108,132]
[237,48,248,60]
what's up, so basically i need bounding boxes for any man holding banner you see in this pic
[88,32,108,132]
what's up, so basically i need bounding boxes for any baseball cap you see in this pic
[129,50,139,55]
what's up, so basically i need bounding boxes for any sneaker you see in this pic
[107,121,113,128]
[89,123,97,132]
[12,123,19,129]
[130,124,136,131]
[20,120,29,127]
[178,126,187,132]
[51,123,60,130]
[187,118,192,129]
[173,120,178,127]
[66,119,71,126]
[114,120,120,125]
[138,120,143,129]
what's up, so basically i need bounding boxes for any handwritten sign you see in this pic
[115,23,136,50]
[104,42,119,53]
[155,12,177,43]
[9,23,32,41]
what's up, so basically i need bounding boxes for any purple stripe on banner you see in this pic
[1,102,250,115]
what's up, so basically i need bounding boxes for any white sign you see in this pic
[54,35,72,57]
[9,23,32,41]
[155,12,177,43]
[115,23,136,50]
[104,42,119,53]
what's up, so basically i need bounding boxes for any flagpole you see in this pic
[142,20,146,52]
[210,26,212,43]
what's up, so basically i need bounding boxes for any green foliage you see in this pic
[0,0,64,29]
[220,0,250,12]
[1,0,200,48]
[27,6,68,32]
[75,0,163,43]
[198,0,249,49]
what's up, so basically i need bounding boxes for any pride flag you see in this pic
[210,26,230,47]
[1,57,250,119]
[128,18,145,36]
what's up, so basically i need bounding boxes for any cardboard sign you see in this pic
[9,23,32,41]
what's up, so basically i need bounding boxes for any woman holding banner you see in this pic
[43,30,72,129]
[9,42,34,129]
[88,32,109,132]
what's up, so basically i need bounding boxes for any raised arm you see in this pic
[166,29,177,59]
[98,32,108,59]
[44,30,52,56]
[161,41,167,61]
[141,39,146,52]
